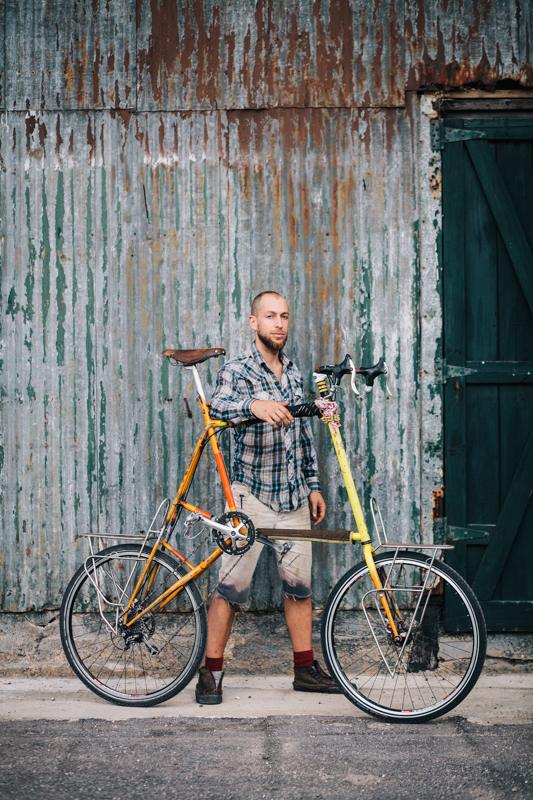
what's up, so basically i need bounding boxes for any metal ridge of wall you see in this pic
[1,1,532,113]
[0,99,443,611]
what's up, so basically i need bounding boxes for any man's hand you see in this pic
[309,491,326,526]
[250,399,294,429]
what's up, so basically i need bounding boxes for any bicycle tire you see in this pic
[321,551,486,723]
[60,544,207,707]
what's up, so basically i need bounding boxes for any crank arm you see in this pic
[185,512,249,542]
[256,536,294,557]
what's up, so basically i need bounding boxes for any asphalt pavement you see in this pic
[1,674,532,800]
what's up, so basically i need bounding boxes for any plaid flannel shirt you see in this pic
[209,342,321,512]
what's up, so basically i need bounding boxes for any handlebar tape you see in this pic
[286,402,321,418]
[234,401,320,428]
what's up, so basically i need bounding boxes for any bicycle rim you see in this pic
[321,552,486,722]
[60,545,207,706]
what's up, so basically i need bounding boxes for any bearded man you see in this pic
[194,291,339,704]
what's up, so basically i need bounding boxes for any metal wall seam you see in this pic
[4,0,136,111]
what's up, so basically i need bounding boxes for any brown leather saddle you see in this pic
[162,347,226,365]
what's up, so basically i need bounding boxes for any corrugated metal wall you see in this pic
[1,1,532,612]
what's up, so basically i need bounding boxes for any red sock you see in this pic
[293,649,314,669]
[205,656,224,672]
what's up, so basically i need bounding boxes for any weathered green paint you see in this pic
[40,174,51,355]
[55,171,66,366]
[85,172,96,527]
[23,187,35,325]
[1,99,440,612]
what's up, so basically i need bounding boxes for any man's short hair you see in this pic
[251,291,285,316]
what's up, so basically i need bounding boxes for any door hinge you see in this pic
[430,120,487,151]
[436,360,478,384]
[434,518,491,543]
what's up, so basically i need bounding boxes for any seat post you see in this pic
[185,365,206,400]
[185,367,237,511]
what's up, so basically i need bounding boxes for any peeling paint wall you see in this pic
[0,1,529,612]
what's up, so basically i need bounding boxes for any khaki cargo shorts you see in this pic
[216,483,312,606]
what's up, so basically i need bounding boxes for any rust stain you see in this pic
[194,2,221,107]
[159,115,165,161]
[55,114,63,164]
[25,114,37,159]
[429,152,441,198]
[86,116,95,164]
[100,119,105,165]
[138,0,180,105]
[432,488,444,519]
[92,0,102,107]
[124,50,131,104]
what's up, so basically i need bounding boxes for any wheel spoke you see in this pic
[322,553,486,721]
[60,546,207,706]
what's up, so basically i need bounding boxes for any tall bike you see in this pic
[60,347,486,722]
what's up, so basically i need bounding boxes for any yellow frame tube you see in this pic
[327,421,400,639]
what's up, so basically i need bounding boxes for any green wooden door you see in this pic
[442,118,533,632]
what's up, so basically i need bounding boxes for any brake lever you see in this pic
[348,357,372,398]
[348,358,360,396]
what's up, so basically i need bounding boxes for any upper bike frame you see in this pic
[99,352,429,642]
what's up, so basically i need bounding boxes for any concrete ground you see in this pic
[1,673,533,724]
[1,674,532,800]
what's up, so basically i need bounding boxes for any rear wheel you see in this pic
[60,544,207,706]
[321,551,486,722]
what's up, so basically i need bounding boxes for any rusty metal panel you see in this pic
[93,110,229,599]
[405,0,533,88]
[1,104,442,613]
[0,111,95,610]
[227,107,422,607]
[0,0,4,109]
[4,0,135,110]
[137,0,405,110]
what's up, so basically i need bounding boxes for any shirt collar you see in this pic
[251,340,292,370]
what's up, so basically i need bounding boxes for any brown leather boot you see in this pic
[293,660,341,693]
[195,667,224,704]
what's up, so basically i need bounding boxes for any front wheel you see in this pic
[60,544,207,706]
[321,552,486,722]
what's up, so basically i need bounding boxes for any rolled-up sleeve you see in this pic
[209,366,255,424]
[300,418,321,493]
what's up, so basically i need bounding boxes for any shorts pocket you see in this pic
[232,483,251,509]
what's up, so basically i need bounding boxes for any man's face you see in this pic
[249,295,289,353]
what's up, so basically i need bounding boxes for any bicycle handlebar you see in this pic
[355,356,388,388]
[225,357,389,428]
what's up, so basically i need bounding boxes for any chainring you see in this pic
[214,511,256,555]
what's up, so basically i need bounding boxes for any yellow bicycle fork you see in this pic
[315,378,402,642]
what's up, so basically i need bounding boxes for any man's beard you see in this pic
[257,328,287,353]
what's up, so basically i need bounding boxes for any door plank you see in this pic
[473,423,533,600]
[466,362,533,383]
[465,140,533,320]
[443,139,467,527]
